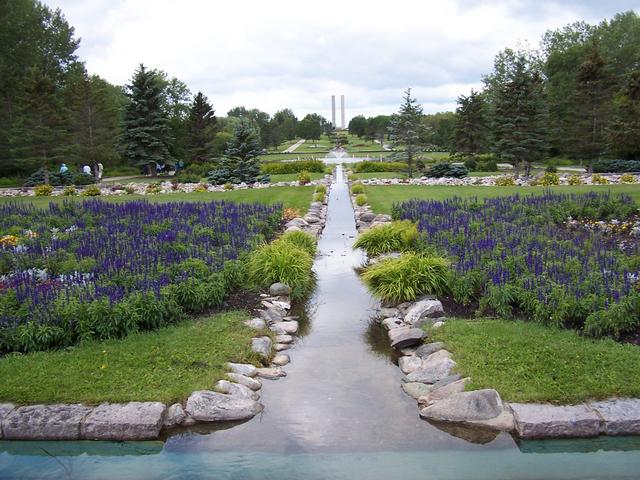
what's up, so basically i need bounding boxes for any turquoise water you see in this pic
[1,166,639,479]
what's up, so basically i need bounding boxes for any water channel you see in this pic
[2,166,640,479]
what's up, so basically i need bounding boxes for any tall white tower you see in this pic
[331,95,336,128]
[340,95,345,129]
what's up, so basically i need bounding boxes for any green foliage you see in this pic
[165,276,226,313]
[424,162,468,178]
[477,159,498,171]
[568,174,583,185]
[208,120,263,185]
[185,92,216,163]
[389,89,425,177]
[313,192,326,203]
[593,159,640,173]
[592,173,610,184]
[34,184,54,196]
[81,185,101,196]
[314,184,327,195]
[361,253,450,302]
[355,194,367,206]
[533,172,560,186]
[494,175,516,186]
[261,160,325,174]
[453,90,488,157]
[620,173,636,184]
[353,220,418,256]
[351,183,365,194]
[297,171,311,185]
[279,230,317,257]
[352,161,408,173]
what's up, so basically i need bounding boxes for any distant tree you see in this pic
[208,120,262,184]
[297,113,324,144]
[389,88,424,178]
[422,112,456,151]
[272,109,298,141]
[208,131,232,156]
[122,64,172,175]
[185,92,216,163]
[348,115,368,137]
[608,68,640,159]
[452,90,488,158]
[367,115,391,147]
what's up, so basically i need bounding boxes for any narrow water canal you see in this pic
[2,166,640,479]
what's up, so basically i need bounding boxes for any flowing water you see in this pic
[2,165,640,479]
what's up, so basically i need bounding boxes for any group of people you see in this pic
[59,163,103,180]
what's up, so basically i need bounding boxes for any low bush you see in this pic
[34,184,54,196]
[73,173,96,186]
[222,183,233,191]
[424,162,468,178]
[592,173,610,184]
[463,158,477,170]
[494,175,516,186]
[592,159,640,173]
[533,172,560,186]
[355,194,367,206]
[620,173,636,184]
[353,220,418,256]
[314,184,327,195]
[353,161,408,173]
[361,253,450,302]
[283,207,300,221]
[313,192,325,203]
[174,172,201,183]
[568,175,583,185]
[261,160,325,174]
[81,185,101,196]
[279,230,317,257]
[298,171,311,185]
[62,186,77,196]
[477,160,498,171]
[146,183,162,194]
[351,183,365,194]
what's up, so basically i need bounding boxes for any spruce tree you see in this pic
[122,64,172,175]
[389,88,424,178]
[208,120,263,184]
[452,90,487,158]
[185,92,216,163]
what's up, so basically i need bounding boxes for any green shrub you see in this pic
[355,194,367,206]
[73,173,95,186]
[81,185,101,196]
[248,241,314,299]
[353,220,418,256]
[174,172,201,183]
[62,186,77,196]
[495,175,516,186]
[534,172,560,186]
[592,159,640,173]
[261,160,325,174]
[463,158,477,171]
[313,192,325,202]
[279,230,317,256]
[568,175,583,185]
[592,173,609,184]
[477,160,498,171]
[351,183,365,194]
[298,171,311,185]
[424,162,468,178]
[314,184,327,194]
[620,173,636,184]
[165,276,226,313]
[223,183,234,190]
[34,184,54,196]
[545,163,558,173]
[353,161,408,173]
[361,253,450,302]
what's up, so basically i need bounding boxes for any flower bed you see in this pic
[0,199,281,353]
[393,192,640,338]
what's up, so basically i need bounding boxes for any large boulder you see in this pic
[404,299,444,326]
[418,378,470,407]
[415,342,445,359]
[419,389,503,422]
[227,362,257,378]
[269,282,292,296]
[251,336,273,357]
[271,321,299,334]
[510,403,600,439]
[3,404,92,440]
[185,391,263,422]
[81,402,166,440]
[258,308,282,323]
[388,327,425,349]
[398,356,423,374]
[401,382,434,400]
[590,399,640,436]
[403,357,455,384]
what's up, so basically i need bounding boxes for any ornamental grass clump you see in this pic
[279,230,317,257]
[355,194,367,206]
[361,253,450,302]
[353,220,418,257]
[351,183,365,194]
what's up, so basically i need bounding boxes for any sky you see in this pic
[46,0,639,123]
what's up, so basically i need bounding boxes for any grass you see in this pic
[0,311,262,404]
[350,172,408,180]
[429,319,640,404]
[0,186,315,214]
[366,184,640,214]
[269,172,325,183]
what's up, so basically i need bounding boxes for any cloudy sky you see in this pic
[47,0,638,123]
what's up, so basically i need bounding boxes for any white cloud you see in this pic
[46,0,636,121]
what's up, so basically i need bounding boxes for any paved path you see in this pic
[282,139,306,153]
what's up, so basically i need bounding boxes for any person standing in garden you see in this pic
[59,163,69,174]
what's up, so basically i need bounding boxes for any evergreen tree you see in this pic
[208,120,263,184]
[185,92,216,163]
[491,53,548,177]
[608,68,640,159]
[389,88,424,178]
[122,64,172,174]
[452,90,487,158]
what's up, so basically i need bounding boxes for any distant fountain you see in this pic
[322,147,363,164]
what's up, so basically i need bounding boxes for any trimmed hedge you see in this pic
[261,160,325,174]
[353,161,408,173]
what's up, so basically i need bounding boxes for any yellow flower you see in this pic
[100,364,107,369]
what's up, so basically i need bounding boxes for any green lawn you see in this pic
[365,184,640,214]
[0,186,315,214]
[0,312,263,404]
[429,319,640,404]
[350,172,407,180]
[269,172,325,183]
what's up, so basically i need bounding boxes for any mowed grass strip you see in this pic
[0,185,315,214]
[429,319,640,404]
[0,311,262,405]
[365,184,640,214]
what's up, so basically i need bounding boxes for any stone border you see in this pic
[351,185,640,440]
[0,177,331,441]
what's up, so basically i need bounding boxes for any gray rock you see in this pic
[261,301,287,317]
[404,300,444,325]
[590,399,640,435]
[430,374,463,390]
[185,391,263,422]
[244,318,266,330]
[510,403,600,439]
[275,343,291,351]
[227,362,257,377]
[258,308,282,323]
[373,214,392,222]
[310,201,323,209]
[403,358,456,384]
[388,327,425,349]
[432,321,445,329]
[415,342,445,359]
[413,316,446,329]
[285,218,308,229]
[3,404,92,440]
[380,307,401,318]
[382,317,405,330]
[304,215,320,224]
[215,380,260,400]
[398,355,423,374]
[271,321,298,334]
[256,367,286,379]
[270,300,291,311]
[275,334,293,344]
[227,373,262,391]
[82,402,166,440]
[285,225,302,233]
[0,403,15,438]
[272,354,290,366]
[402,382,434,400]
[399,347,417,356]
[418,378,469,407]
[360,212,377,222]
[163,403,186,429]
[251,336,272,357]
[420,389,503,422]
[423,349,452,364]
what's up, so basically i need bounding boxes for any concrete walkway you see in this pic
[282,139,306,153]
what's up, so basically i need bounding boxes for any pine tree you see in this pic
[389,88,424,178]
[452,90,488,158]
[122,64,172,175]
[185,92,216,163]
[608,68,640,159]
[492,55,548,177]
[208,120,263,184]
